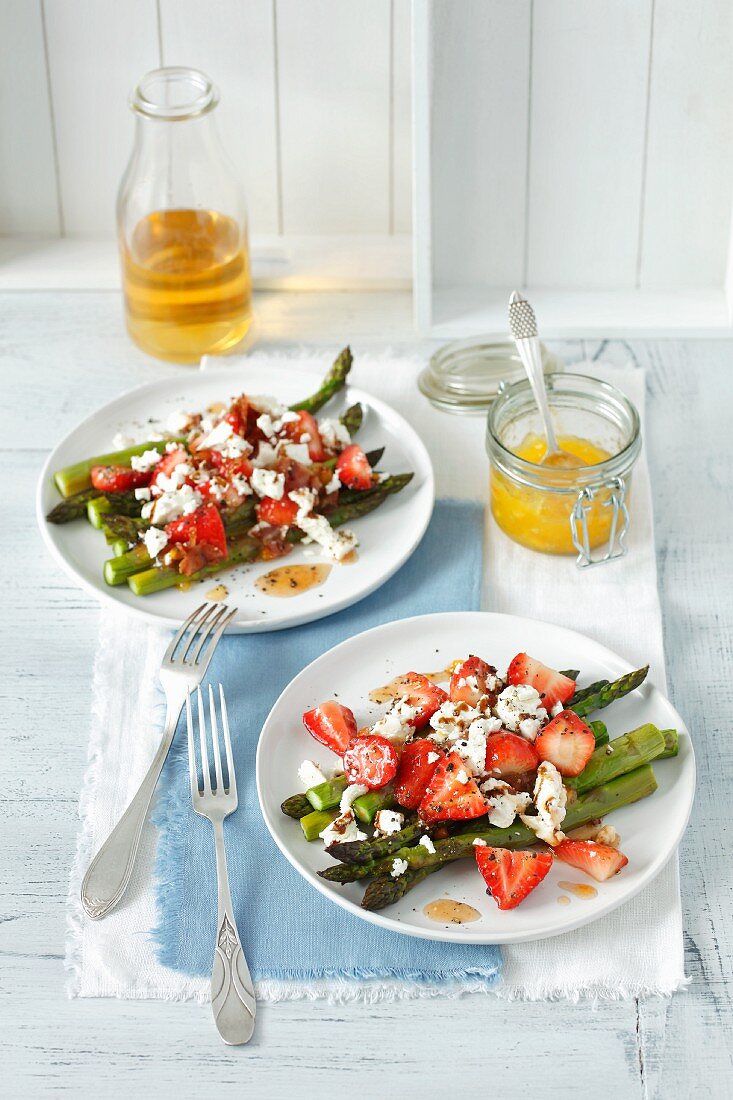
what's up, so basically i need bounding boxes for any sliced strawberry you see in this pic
[256,495,299,526]
[400,673,449,729]
[507,653,576,710]
[224,397,249,438]
[211,453,253,482]
[150,448,190,490]
[476,847,554,910]
[343,735,398,790]
[418,751,486,824]
[393,739,444,809]
[165,502,227,559]
[450,656,497,704]
[534,710,595,777]
[303,701,358,755]
[484,732,540,779]
[336,444,373,491]
[285,410,325,462]
[90,465,152,493]
[553,839,628,882]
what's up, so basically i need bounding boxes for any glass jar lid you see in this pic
[419,336,563,415]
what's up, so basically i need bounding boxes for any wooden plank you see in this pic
[158,0,280,236]
[424,0,531,290]
[275,0,391,234]
[527,0,652,288]
[0,0,59,234]
[640,0,733,287]
[43,0,160,235]
[391,0,412,235]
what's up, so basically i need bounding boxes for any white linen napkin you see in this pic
[66,351,686,1001]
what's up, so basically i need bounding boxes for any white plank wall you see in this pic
[527,0,652,289]
[0,0,411,245]
[421,0,733,297]
[640,0,733,287]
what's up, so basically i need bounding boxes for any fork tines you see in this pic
[186,684,238,805]
[165,602,237,667]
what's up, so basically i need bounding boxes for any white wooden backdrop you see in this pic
[0,0,412,243]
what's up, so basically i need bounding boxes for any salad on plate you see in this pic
[45,349,413,596]
[280,652,680,913]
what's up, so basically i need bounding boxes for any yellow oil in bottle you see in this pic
[490,433,617,555]
[121,209,253,363]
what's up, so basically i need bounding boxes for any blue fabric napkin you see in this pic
[152,500,502,990]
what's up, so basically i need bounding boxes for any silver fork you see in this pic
[188,684,256,1045]
[81,602,237,921]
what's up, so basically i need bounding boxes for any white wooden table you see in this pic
[3,289,731,1098]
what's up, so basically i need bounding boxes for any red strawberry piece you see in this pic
[336,444,374,491]
[484,732,540,779]
[534,710,595,777]
[286,410,325,462]
[418,751,486,824]
[553,839,629,882]
[302,701,358,755]
[449,655,497,704]
[89,465,152,493]
[256,495,299,527]
[165,502,228,559]
[506,653,576,710]
[393,738,444,809]
[343,735,398,790]
[400,672,449,729]
[150,447,190,490]
[475,846,554,910]
[224,398,249,437]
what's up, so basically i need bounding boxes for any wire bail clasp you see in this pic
[570,477,629,569]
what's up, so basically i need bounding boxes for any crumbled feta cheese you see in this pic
[256,413,277,439]
[472,837,487,847]
[165,441,180,453]
[167,410,194,434]
[339,783,369,814]
[374,809,405,836]
[298,760,328,789]
[595,824,621,848]
[518,716,544,741]
[197,419,234,450]
[551,700,564,717]
[155,462,193,494]
[455,768,469,785]
[146,483,202,525]
[141,526,168,558]
[481,778,532,828]
[453,723,488,775]
[230,474,253,497]
[220,434,252,460]
[113,432,136,450]
[390,857,409,879]
[371,697,420,745]
[251,441,279,468]
[130,448,163,473]
[280,411,300,425]
[325,471,341,494]
[319,418,352,450]
[134,487,151,501]
[427,751,440,764]
[251,468,285,500]
[319,809,366,847]
[280,441,311,465]
[289,487,358,562]
[419,834,436,854]
[519,760,567,845]
[250,395,287,418]
[494,684,548,738]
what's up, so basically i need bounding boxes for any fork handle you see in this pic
[211,818,256,1045]
[80,707,180,920]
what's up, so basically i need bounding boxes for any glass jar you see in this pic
[117,67,252,364]
[486,373,641,566]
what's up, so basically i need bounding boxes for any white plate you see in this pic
[256,611,695,944]
[36,364,434,632]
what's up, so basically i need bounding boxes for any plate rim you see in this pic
[36,364,435,633]
[256,609,696,945]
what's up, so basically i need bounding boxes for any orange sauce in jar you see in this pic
[490,433,617,555]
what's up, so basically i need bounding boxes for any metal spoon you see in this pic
[508,291,578,468]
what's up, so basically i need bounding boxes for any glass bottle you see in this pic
[117,67,252,364]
